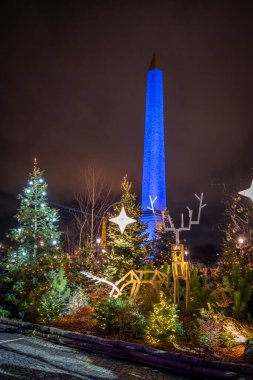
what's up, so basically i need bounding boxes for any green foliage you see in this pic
[190,269,210,307]
[156,263,173,301]
[95,297,146,338]
[65,286,89,315]
[149,227,174,268]
[209,287,231,310]
[217,193,253,280]
[223,266,253,320]
[145,294,184,344]
[219,326,239,348]
[195,304,224,349]
[0,305,11,318]
[245,338,253,361]
[104,175,148,279]
[193,304,246,349]
[8,160,60,262]
[0,161,69,322]
[2,250,68,320]
[37,268,70,322]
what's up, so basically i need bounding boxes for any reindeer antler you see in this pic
[162,193,206,245]
[80,271,121,297]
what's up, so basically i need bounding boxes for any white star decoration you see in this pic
[109,206,136,234]
[239,180,253,202]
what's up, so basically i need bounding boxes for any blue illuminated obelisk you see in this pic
[141,52,166,239]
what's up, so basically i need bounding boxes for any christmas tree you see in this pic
[104,175,148,279]
[2,159,67,321]
[9,158,60,262]
[145,293,184,344]
[217,192,253,278]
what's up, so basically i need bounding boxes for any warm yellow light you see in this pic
[238,237,244,245]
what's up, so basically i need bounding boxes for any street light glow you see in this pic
[238,237,244,245]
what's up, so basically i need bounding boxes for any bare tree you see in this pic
[73,166,111,250]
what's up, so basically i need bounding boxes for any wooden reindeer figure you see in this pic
[171,244,190,307]
[162,193,206,308]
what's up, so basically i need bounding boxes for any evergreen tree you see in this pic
[223,265,253,320]
[9,158,60,262]
[37,267,70,322]
[1,159,68,320]
[217,192,253,279]
[149,225,174,268]
[145,294,184,344]
[104,175,148,279]
[190,268,210,308]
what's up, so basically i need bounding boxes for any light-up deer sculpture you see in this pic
[161,193,206,308]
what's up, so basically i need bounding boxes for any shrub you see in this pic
[195,304,223,349]
[95,297,146,338]
[194,304,248,350]
[0,305,10,318]
[65,286,89,315]
[220,318,247,348]
[223,266,253,320]
[88,286,110,307]
[190,269,210,307]
[37,268,70,322]
[145,294,184,344]
[209,287,231,309]
[245,338,253,361]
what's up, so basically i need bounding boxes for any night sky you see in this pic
[1,1,253,249]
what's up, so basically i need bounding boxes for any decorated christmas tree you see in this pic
[9,158,60,262]
[2,159,68,321]
[104,175,148,279]
[145,293,184,344]
[217,192,253,278]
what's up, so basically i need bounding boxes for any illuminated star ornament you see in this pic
[239,180,253,202]
[109,206,136,234]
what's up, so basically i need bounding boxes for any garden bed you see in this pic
[48,316,249,364]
